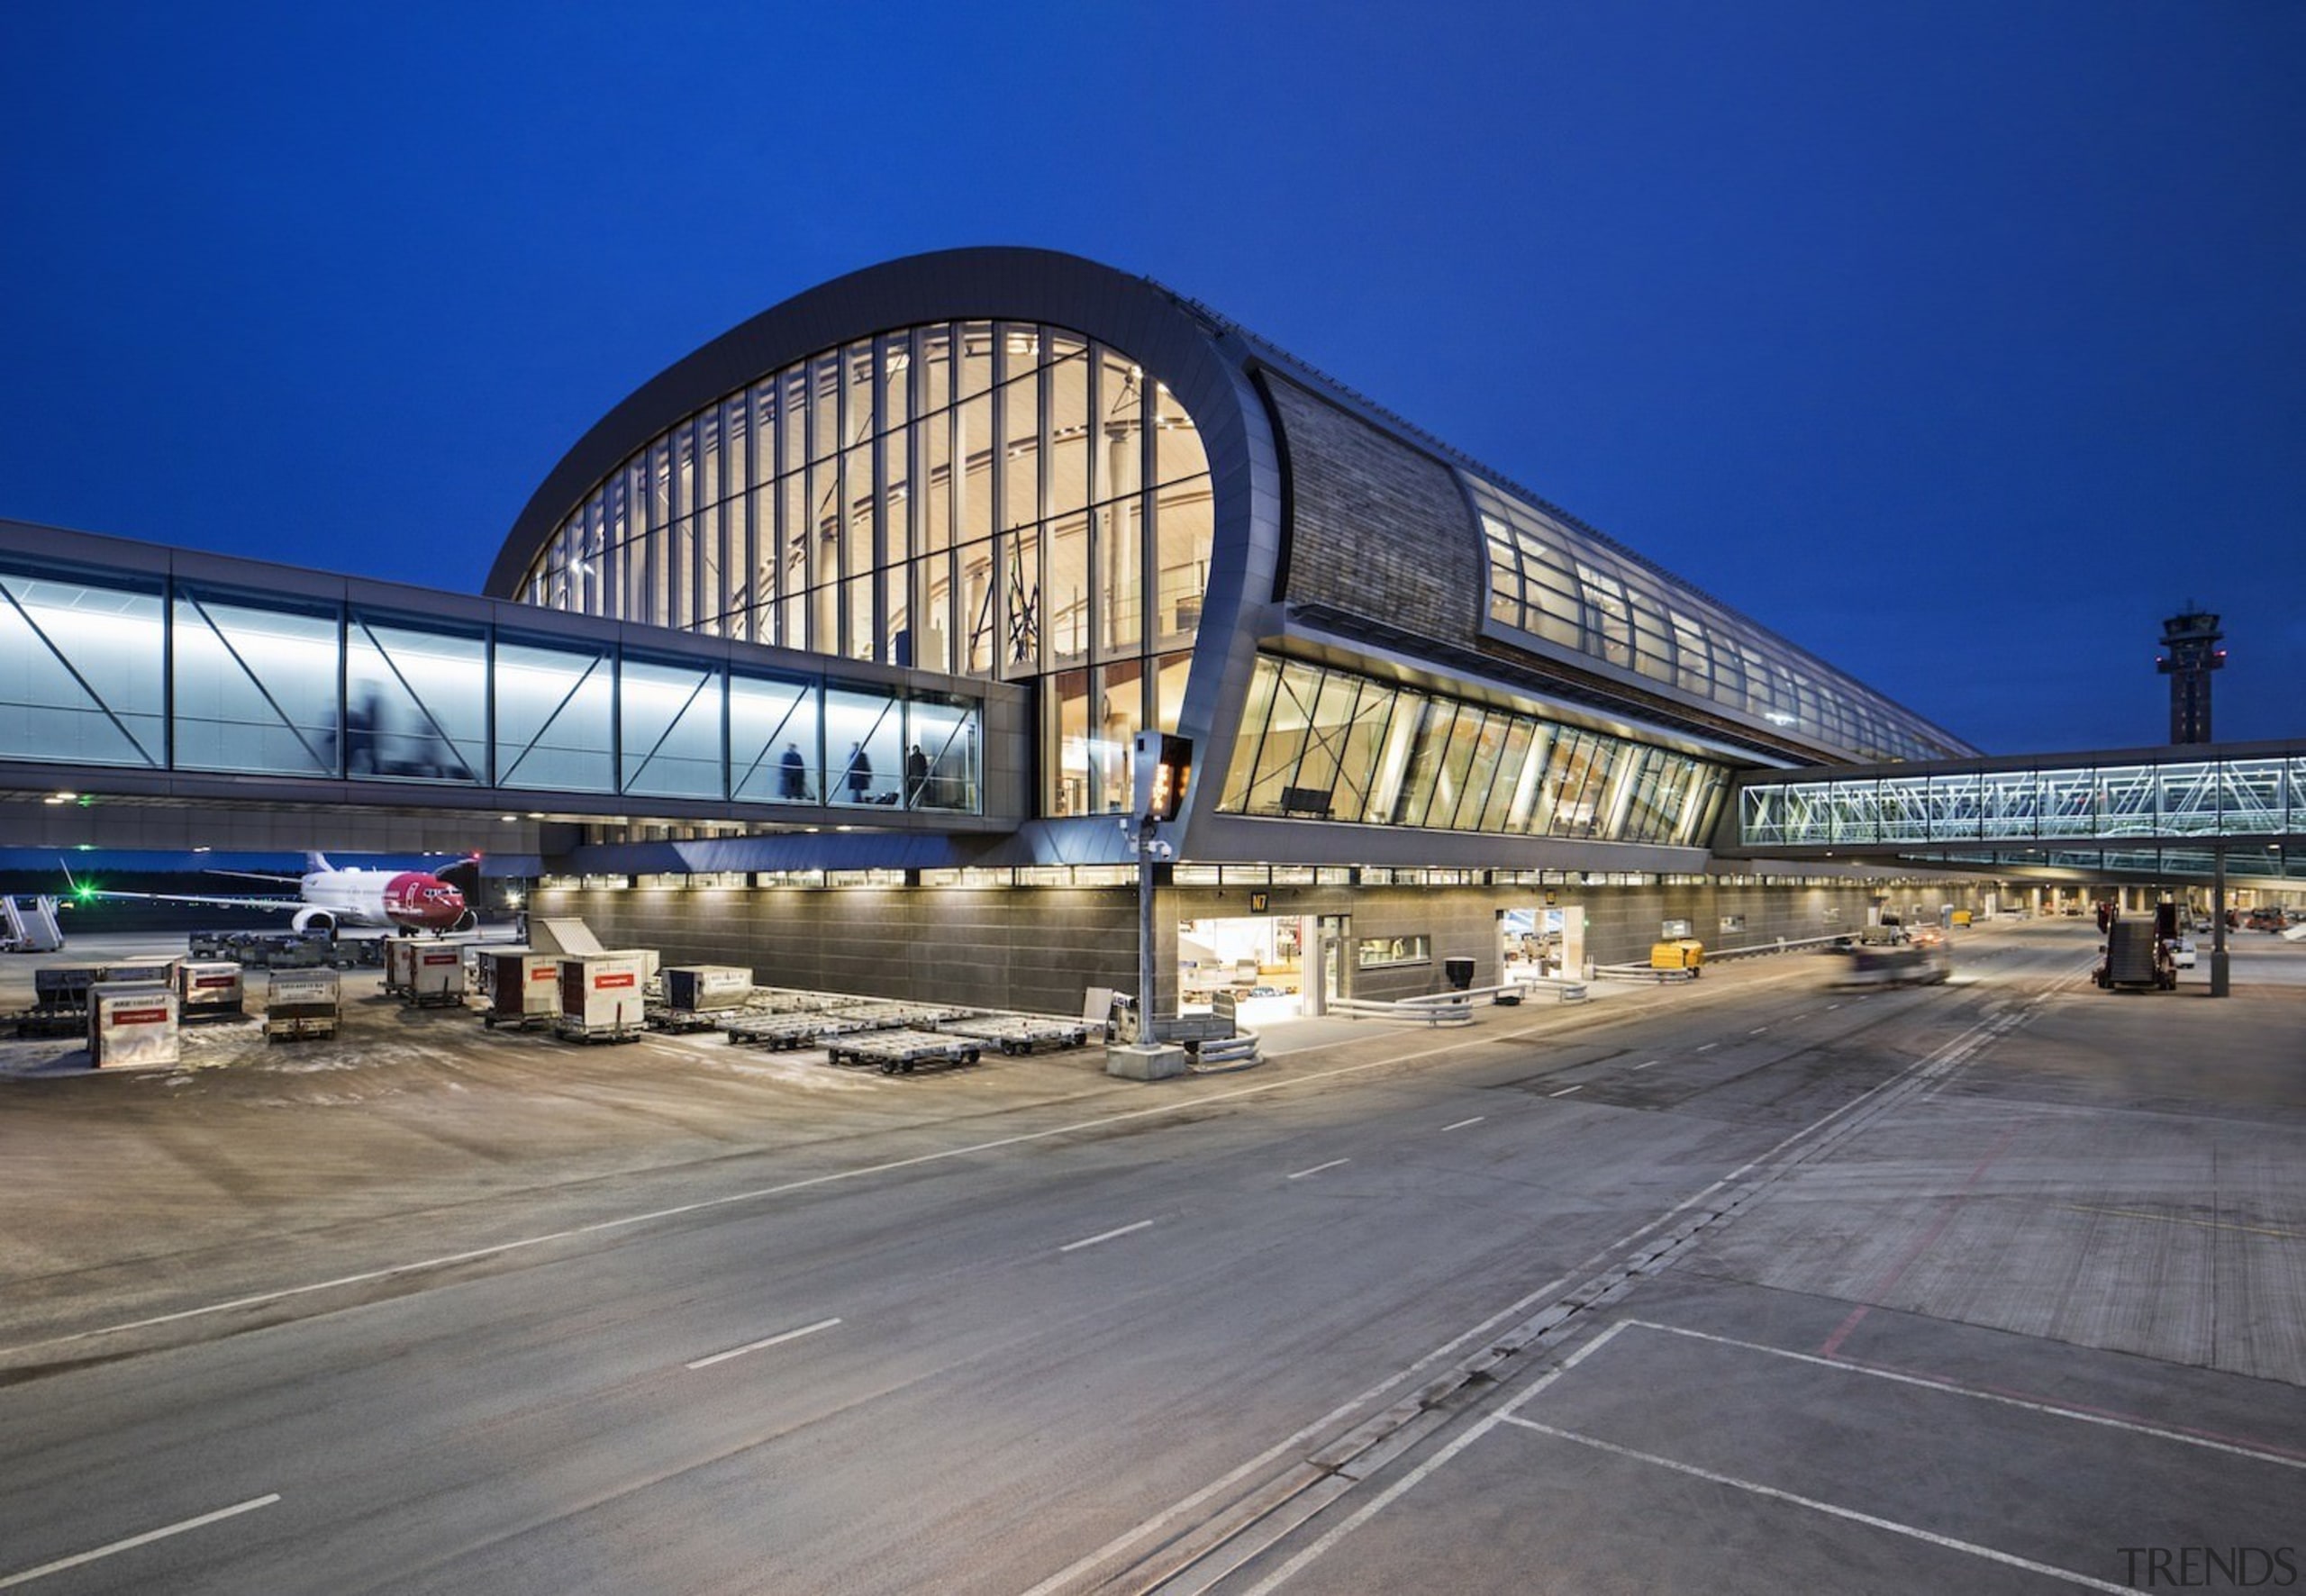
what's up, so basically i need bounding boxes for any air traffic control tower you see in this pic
[2157,604,2225,744]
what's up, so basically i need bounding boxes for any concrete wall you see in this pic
[534,875,2001,1016]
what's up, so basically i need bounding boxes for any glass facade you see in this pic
[1219,654,1729,847]
[1739,757,2306,848]
[1471,476,1967,764]
[513,321,1212,817]
[0,557,980,815]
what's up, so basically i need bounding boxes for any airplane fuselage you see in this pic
[296,868,468,933]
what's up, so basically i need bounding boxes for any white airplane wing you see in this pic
[68,882,310,914]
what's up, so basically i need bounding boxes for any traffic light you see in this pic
[1147,734,1193,822]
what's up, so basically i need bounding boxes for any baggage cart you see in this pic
[404,945,468,1008]
[88,982,180,1067]
[825,1028,984,1075]
[477,949,560,1029]
[720,1011,872,1050]
[939,1015,1090,1055]
[173,960,246,1022]
[555,953,648,1043]
[265,969,341,1043]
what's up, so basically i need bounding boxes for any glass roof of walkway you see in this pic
[0,521,1014,830]
[1731,745,2306,881]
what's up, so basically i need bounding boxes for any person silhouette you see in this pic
[779,739,808,801]
[845,741,873,803]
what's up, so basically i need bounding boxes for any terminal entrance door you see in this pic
[1178,914,1326,1020]
[1501,904,1584,982]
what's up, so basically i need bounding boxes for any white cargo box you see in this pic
[408,946,467,999]
[662,965,752,1011]
[88,982,180,1067]
[599,948,661,983]
[173,960,245,1020]
[479,950,560,1022]
[266,968,342,1041]
[383,938,421,993]
[558,953,648,1038]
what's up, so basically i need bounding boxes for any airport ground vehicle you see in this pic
[2095,920,2176,991]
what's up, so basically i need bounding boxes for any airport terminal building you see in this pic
[485,248,1981,1013]
[4,247,2009,1015]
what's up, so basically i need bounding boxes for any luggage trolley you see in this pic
[939,1015,1092,1056]
[825,1028,984,1075]
[719,1011,873,1051]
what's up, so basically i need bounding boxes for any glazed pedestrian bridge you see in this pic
[1730,746,2306,881]
[0,521,1018,830]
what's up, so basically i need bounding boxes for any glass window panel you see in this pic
[960,541,996,674]
[1000,372,1040,532]
[0,567,165,767]
[780,368,809,476]
[1000,527,1040,679]
[809,353,840,461]
[956,393,994,542]
[920,324,951,414]
[1096,349,1144,506]
[882,424,911,566]
[958,321,994,402]
[1151,380,1205,485]
[1046,511,1090,667]
[1363,690,1426,824]
[1094,497,1143,659]
[1477,720,1536,833]
[1394,701,1462,827]
[613,656,720,799]
[1001,322,1041,379]
[1092,658,1142,815]
[1331,679,1399,821]
[881,332,910,430]
[1291,671,1365,805]
[345,610,485,783]
[1451,711,1512,830]
[494,634,613,793]
[1154,476,1212,648]
[1048,667,1091,817]
[908,692,977,812]
[923,408,952,554]
[172,588,340,777]
[843,441,874,578]
[1155,648,1192,734]
[1242,659,1323,817]
[1049,351,1089,515]
[731,671,818,803]
[1220,656,1282,812]
[826,685,903,807]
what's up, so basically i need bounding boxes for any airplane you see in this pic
[65,852,479,936]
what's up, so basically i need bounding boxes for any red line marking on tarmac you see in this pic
[1820,1124,2020,1358]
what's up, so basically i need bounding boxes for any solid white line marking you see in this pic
[1060,1220,1153,1253]
[1696,1041,1718,1052]
[18,1024,1558,1358]
[1287,1158,1349,1181]
[1548,1085,1584,1098]
[1632,1061,1658,1071]
[0,1495,281,1590]
[1501,1419,2131,1592]
[1827,1002,1842,1010]
[1441,1116,1484,1131]
[685,1316,841,1371]
[1239,1324,1637,1596]
[1748,1026,1769,1035]
[1628,1320,2306,1471]
[1045,1006,2026,1596]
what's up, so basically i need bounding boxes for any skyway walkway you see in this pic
[1730,743,2306,881]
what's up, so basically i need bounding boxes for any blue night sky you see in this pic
[3,2,2301,757]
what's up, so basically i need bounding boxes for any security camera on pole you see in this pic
[1108,731,1193,1080]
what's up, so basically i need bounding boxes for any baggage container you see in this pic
[404,945,467,1007]
[88,982,180,1067]
[266,968,341,1043]
[661,966,753,1013]
[382,938,422,996]
[478,949,561,1029]
[173,960,245,1022]
[556,953,647,1042]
